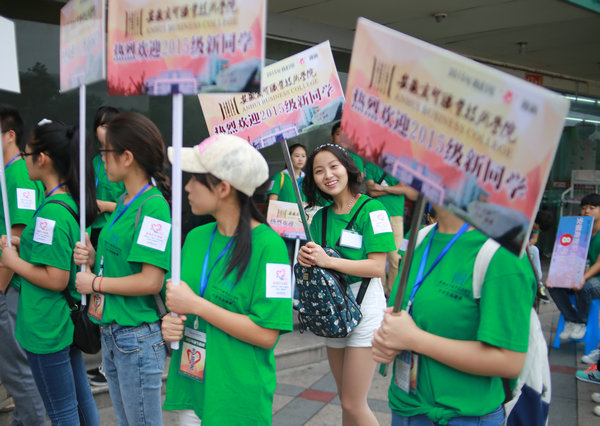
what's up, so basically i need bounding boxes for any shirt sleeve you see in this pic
[247,233,293,332]
[127,197,172,271]
[357,199,396,254]
[266,173,283,197]
[477,249,536,352]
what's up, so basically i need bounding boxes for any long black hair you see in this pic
[104,112,171,203]
[29,120,98,225]
[193,173,266,282]
[93,106,120,133]
[0,104,24,149]
[302,143,363,207]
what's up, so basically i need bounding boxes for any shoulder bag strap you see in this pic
[132,193,170,318]
[321,206,329,247]
[377,172,388,185]
[45,199,79,223]
[345,198,373,305]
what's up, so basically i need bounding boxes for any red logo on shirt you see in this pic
[560,234,573,246]
[151,223,162,233]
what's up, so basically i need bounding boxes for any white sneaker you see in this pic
[571,323,587,340]
[594,405,600,417]
[560,321,577,340]
[583,349,600,365]
[592,393,600,404]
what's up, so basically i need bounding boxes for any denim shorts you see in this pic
[391,406,505,426]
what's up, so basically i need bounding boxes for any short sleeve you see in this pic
[477,249,536,352]
[357,200,396,254]
[127,197,172,271]
[247,233,293,332]
[266,173,283,197]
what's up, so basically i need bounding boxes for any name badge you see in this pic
[179,327,206,382]
[339,229,363,249]
[393,351,419,394]
[136,216,171,252]
[88,292,105,321]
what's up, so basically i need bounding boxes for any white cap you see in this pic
[168,134,269,196]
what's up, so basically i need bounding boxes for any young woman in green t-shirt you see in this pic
[0,119,99,424]
[161,134,293,425]
[267,143,307,203]
[73,113,171,425]
[298,143,396,426]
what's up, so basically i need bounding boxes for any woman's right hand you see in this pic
[161,313,187,342]
[297,241,330,268]
[73,233,95,268]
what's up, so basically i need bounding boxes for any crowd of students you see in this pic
[0,103,586,425]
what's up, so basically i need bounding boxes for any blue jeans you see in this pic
[101,322,166,426]
[548,276,600,323]
[391,406,505,426]
[26,346,99,426]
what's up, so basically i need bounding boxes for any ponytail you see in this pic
[30,121,98,226]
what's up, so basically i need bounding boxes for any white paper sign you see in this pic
[370,210,393,234]
[16,188,36,210]
[266,263,292,298]
[33,217,56,245]
[0,17,21,93]
[136,216,171,252]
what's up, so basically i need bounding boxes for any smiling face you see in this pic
[312,150,349,199]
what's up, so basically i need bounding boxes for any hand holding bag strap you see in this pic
[321,198,373,305]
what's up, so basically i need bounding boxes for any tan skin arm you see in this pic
[75,263,164,296]
[162,279,280,350]
[372,308,526,379]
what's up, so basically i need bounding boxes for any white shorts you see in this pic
[325,277,386,348]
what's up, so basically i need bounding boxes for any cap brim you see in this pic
[167,146,208,174]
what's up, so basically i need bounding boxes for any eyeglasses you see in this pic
[99,148,118,156]
[20,151,38,159]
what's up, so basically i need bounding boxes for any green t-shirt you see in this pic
[388,228,536,424]
[91,155,125,230]
[163,223,293,425]
[348,150,365,175]
[0,158,45,290]
[93,187,171,326]
[587,232,600,277]
[364,161,405,217]
[266,170,306,203]
[309,194,396,284]
[15,194,80,354]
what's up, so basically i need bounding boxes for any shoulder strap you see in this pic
[134,193,166,228]
[345,198,372,232]
[322,207,329,247]
[415,223,436,246]
[472,239,501,299]
[377,172,388,185]
[45,199,79,223]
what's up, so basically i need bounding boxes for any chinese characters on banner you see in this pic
[107,0,265,95]
[341,18,569,255]
[198,41,344,149]
[266,200,307,240]
[60,0,106,92]
[547,216,593,288]
[0,16,20,93]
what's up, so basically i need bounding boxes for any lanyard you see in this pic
[95,159,102,188]
[406,223,470,314]
[199,227,233,297]
[109,182,150,229]
[5,154,20,169]
[33,183,66,217]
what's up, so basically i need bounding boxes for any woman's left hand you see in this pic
[373,308,422,354]
[165,279,199,315]
[0,237,18,268]
[297,241,330,268]
[76,271,96,295]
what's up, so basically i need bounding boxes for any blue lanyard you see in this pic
[109,183,150,229]
[199,227,234,297]
[406,223,470,314]
[95,159,102,188]
[5,154,20,169]
[33,183,66,217]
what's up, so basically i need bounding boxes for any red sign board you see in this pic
[525,73,543,86]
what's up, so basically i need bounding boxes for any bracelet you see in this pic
[91,275,99,293]
[98,276,103,293]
